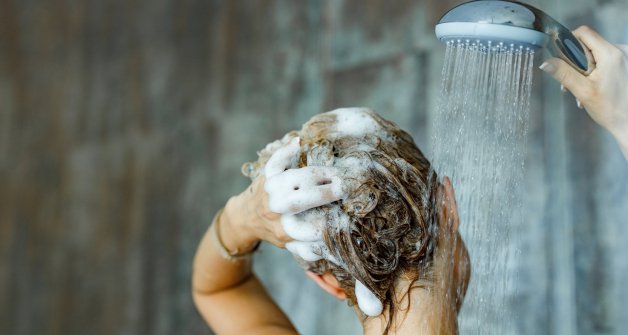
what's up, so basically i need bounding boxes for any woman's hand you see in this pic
[540,26,628,158]
[221,176,291,251]
[219,136,348,254]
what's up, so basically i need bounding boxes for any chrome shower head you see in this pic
[435,0,595,75]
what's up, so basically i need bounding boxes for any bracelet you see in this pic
[210,208,261,262]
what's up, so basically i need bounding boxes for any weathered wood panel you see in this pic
[1,0,627,334]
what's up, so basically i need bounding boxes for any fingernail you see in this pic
[539,62,556,74]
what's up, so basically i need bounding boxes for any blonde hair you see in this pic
[244,109,440,334]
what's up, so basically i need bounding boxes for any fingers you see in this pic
[265,166,346,214]
[282,207,344,266]
[284,224,341,265]
[573,26,616,62]
[285,241,325,262]
[540,57,593,103]
[281,211,324,241]
[264,137,300,178]
[355,280,383,317]
[278,183,343,214]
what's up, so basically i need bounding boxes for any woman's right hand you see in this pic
[540,26,628,159]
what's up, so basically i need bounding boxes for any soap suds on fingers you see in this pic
[264,137,300,178]
[265,166,347,214]
[355,280,384,317]
[281,211,325,242]
[285,241,325,262]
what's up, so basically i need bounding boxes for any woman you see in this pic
[192,108,470,334]
[540,26,628,160]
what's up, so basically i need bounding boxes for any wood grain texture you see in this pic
[1,0,627,334]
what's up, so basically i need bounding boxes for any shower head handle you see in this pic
[508,0,595,75]
[436,0,595,75]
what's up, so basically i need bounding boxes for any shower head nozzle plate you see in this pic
[435,22,547,49]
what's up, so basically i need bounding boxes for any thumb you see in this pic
[540,57,592,100]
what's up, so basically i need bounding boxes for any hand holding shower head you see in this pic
[435,0,595,75]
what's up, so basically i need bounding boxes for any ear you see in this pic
[305,271,347,300]
[439,176,460,233]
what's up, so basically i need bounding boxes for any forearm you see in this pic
[192,199,259,295]
[609,127,628,161]
[191,221,251,296]
[191,199,297,334]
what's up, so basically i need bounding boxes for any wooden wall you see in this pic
[1,1,627,334]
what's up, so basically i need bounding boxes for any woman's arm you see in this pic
[191,177,297,335]
[192,137,345,334]
[540,26,628,160]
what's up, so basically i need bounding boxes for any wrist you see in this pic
[605,108,628,137]
[610,125,628,142]
[221,197,260,252]
[607,122,628,146]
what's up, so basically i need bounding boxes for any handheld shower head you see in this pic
[435,0,595,75]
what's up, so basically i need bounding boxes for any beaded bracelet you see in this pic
[210,208,261,262]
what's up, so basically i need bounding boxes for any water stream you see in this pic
[429,41,535,334]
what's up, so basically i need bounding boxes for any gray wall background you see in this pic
[1,0,627,334]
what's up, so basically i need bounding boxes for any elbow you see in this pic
[191,285,206,311]
[191,268,216,298]
[192,282,214,299]
[191,274,218,316]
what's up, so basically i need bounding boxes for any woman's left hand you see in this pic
[221,176,291,251]
[220,136,347,253]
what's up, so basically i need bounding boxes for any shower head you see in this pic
[435,0,595,75]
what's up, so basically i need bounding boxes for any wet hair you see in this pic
[244,109,440,334]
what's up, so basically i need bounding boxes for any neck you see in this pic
[359,279,458,335]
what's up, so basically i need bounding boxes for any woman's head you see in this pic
[243,108,465,332]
